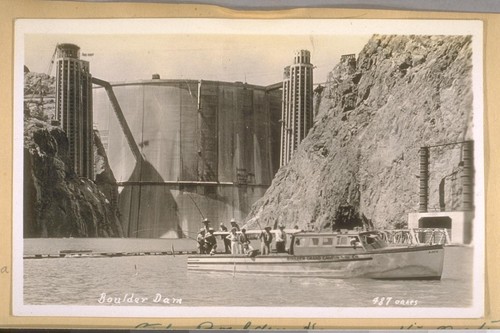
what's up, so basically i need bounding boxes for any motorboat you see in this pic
[187,229,444,280]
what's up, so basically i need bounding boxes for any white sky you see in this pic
[24,34,371,86]
[20,19,482,86]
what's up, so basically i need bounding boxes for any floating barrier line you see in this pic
[23,250,198,259]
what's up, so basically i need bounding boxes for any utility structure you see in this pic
[55,43,94,179]
[280,50,314,167]
[408,140,475,244]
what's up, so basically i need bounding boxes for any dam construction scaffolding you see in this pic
[93,79,282,238]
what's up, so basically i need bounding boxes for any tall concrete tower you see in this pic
[55,43,94,179]
[280,50,313,167]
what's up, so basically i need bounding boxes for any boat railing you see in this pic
[381,228,450,246]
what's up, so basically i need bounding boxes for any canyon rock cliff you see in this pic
[245,35,473,230]
[23,73,123,237]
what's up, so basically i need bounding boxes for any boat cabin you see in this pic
[290,231,388,255]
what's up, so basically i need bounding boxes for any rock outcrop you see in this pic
[23,72,123,237]
[245,35,473,230]
[24,72,56,121]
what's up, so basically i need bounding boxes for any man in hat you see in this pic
[275,224,287,253]
[202,218,211,234]
[229,218,240,231]
[203,228,217,255]
[219,223,231,254]
[259,226,273,255]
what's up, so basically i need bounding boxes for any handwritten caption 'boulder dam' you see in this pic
[97,293,182,305]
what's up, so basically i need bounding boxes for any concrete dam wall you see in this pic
[93,79,282,238]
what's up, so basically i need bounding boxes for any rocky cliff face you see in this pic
[24,72,56,121]
[24,73,123,237]
[246,35,473,230]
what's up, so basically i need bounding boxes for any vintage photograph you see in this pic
[14,19,484,318]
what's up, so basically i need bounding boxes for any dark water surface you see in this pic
[23,238,473,307]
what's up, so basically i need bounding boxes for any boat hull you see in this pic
[187,245,444,280]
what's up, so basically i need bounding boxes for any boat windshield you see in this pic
[359,232,388,250]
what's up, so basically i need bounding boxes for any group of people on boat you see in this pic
[196,218,291,256]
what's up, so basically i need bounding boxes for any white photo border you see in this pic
[13,18,485,319]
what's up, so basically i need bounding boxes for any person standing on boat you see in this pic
[226,227,240,254]
[259,226,273,255]
[230,218,240,231]
[239,228,252,254]
[196,228,206,254]
[219,223,231,254]
[275,224,287,253]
